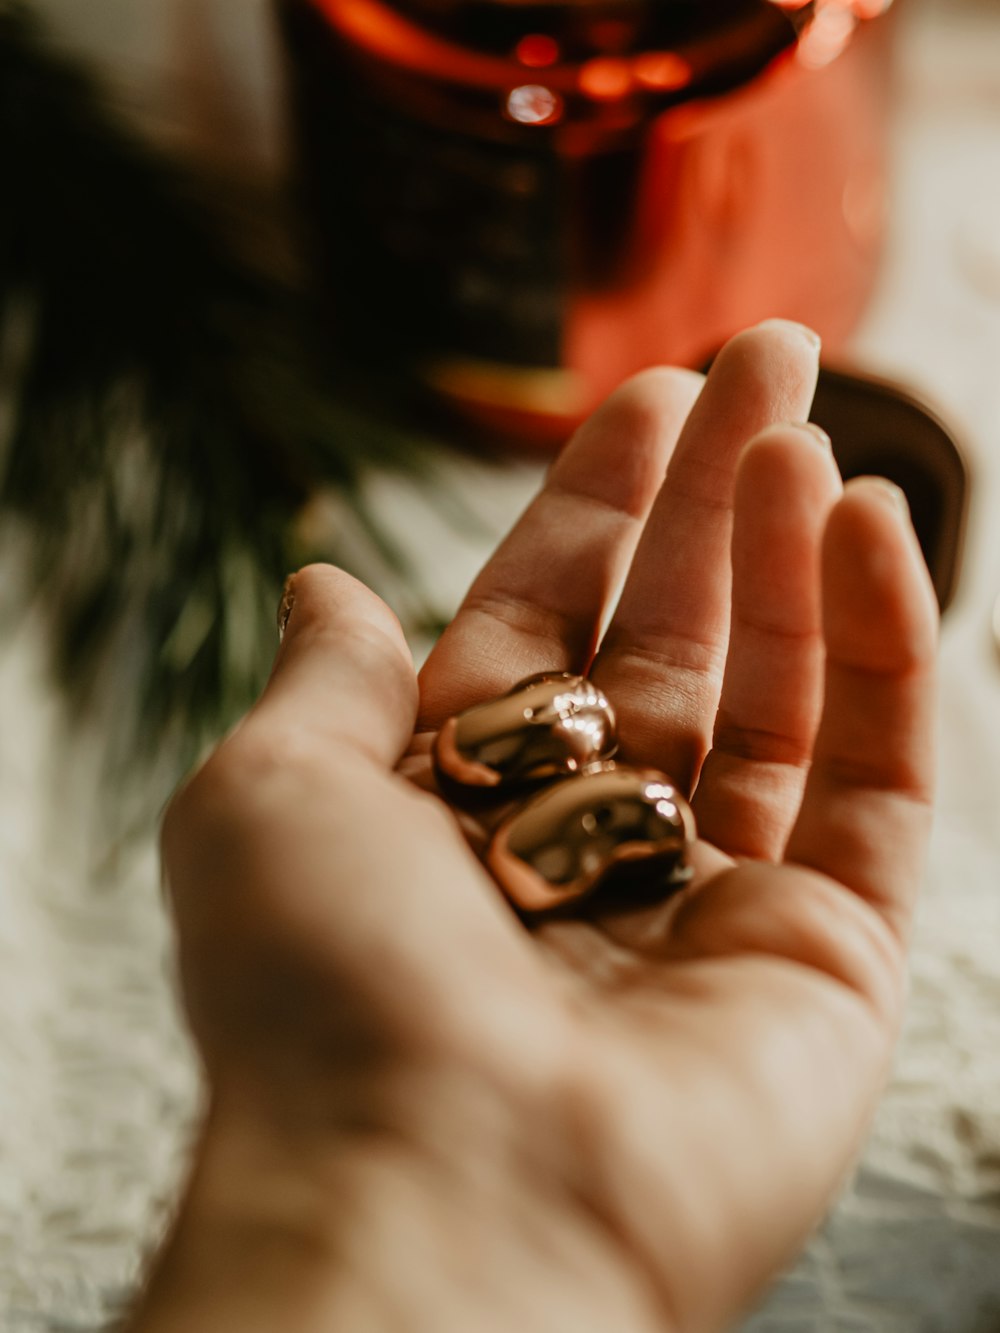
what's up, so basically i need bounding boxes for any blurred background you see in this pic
[25,0,282,173]
[2,1,1000,1328]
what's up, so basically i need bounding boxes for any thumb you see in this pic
[254,563,418,767]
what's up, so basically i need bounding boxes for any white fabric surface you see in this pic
[2,2,1000,1329]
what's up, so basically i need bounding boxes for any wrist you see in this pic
[126,1103,360,1333]
[127,1068,668,1333]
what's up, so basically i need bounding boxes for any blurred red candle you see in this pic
[275,0,897,446]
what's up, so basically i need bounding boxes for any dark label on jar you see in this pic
[278,0,567,372]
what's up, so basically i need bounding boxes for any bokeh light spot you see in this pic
[633,51,693,92]
[515,34,560,68]
[506,84,562,125]
[578,57,632,101]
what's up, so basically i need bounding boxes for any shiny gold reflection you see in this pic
[488,762,695,915]
[434,672,617,791]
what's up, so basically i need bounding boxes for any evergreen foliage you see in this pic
[0,4,442,786]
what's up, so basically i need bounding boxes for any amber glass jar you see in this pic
[275,0,897,445]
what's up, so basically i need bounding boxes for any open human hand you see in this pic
[143,320,938,1333]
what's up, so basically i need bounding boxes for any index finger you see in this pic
[416,368,704,732]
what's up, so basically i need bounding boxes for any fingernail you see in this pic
[756,317,822,353]
[277,573,297,640]
[793,421,832,449]
[850,475,911,518]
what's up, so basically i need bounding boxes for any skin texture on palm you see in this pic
[142,320,938,1333]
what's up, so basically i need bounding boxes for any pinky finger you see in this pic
[784,479,939,941]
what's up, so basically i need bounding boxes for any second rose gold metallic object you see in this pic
[487,761,695,915]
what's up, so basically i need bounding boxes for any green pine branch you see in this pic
[0,4,455,803]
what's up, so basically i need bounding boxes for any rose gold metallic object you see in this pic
[487,762,695,915]
[433,672,617,792]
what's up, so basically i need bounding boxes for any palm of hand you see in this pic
[163,322,936,1333]
[379,736,908,1330]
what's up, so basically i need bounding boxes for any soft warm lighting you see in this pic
[633,51,693,92]
[515,34,559,69]
[798,5,857,68]
[773,0,892,20]
[314,0,556,90]
[578,57,632,101]
[506,84,562,125]
[851,0,893,17]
